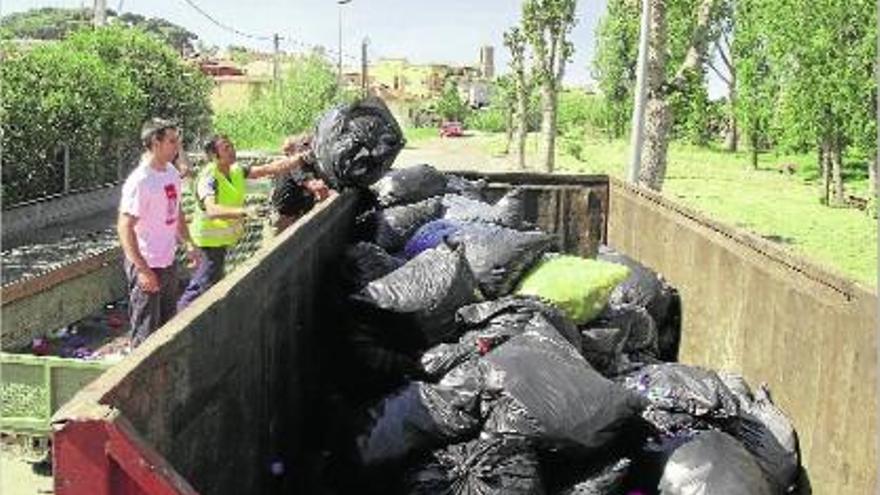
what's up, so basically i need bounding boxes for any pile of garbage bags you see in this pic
[321,162,803,494]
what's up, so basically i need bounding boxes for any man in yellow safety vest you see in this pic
[177,135,314,310]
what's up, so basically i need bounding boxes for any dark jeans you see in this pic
[125,259,178,348]
[176,246,227,312]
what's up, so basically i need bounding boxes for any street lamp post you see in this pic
[337,0,352,85]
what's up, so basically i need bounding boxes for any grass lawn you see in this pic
[481,132,877,288]
[404,126,440,145]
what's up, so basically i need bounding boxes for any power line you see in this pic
[283,37,358,63]
[178,0,273,41]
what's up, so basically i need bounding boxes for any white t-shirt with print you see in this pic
[119,160,181,268]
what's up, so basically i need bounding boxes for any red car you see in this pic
[439,121,463,137]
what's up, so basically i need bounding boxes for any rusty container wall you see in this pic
[607,178,877,494]
[53,192,360,495]
[455,171,610,257]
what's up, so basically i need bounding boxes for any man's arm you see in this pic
[203,195,248,219]
[177,203,201,268]
[117,212,159,292]
[247,153,308,180]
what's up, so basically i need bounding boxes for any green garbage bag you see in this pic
[516,256,630,324]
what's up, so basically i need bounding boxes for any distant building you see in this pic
[198,60,244,77]
[366,46,494,106]
[479,46,494,79]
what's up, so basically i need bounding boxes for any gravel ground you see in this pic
[1,228,119,286]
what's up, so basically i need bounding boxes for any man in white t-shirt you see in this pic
[118,118,201,347]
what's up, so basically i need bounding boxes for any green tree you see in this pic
[592,0,638,139]
[0,7,198,54]
[0,7,91,40]
[214,55,341,149]
[66,25,212,147]
[732,0,775,169]
[593,0,724,143]
[747,0,876,204]
[504,27,530,169]
[1,44,144,204]
[435,80,470,123]
[638,0,721,191]
[522,0,578,172]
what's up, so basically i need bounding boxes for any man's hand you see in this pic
[282,134,312,156]
[185,244,202,270]
[137,268,160,293]
[304,179,330,201]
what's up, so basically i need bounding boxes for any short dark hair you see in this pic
[140,118,178,150]
[203,134,231,159]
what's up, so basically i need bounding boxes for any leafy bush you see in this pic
[214,55,342,150]
[466,106,507,132]
[557,90,611,136]
[434,81,470,123]
[66,25,212,143]
[1,43,143,204]
[1,25,212,205]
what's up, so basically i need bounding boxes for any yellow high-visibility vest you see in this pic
[190,162,246,248]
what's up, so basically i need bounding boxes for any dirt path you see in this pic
[396,132,535,173]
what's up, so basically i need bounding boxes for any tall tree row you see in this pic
[503,0,578,172]
[595,0,876,199]
[504,28,530,170]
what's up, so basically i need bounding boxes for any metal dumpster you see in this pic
[51,172,877,494]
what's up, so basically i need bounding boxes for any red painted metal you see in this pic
[54,417,198,495]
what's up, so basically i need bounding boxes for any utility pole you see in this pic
[273,33,281,89]
[361,37,369,95]
[627,0,652,184]
[93,0,107,26]
[337,0,352,85]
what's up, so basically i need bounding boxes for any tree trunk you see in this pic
[638,0,669,191]
[820,139,831,205]
[539,84,558,173]
[670,0,721,89]
[640,98,672,189]
[515,92,528,169]
[870,153,877,197]
[724,83,738,152]
[639,0,719,190]
[503,108,514,155]
[832,138,844,204]
[749,130,758,169]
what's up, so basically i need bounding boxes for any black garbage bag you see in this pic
[597,246,681,362]
[313,96,405,189]
[446,223,557,299]
[371,164,450,207]
[353,244,482,348]
[658,430,775,495]
[272,174,317,217]
[372,197,445,252]
[344,319,428,402]
[456,296,583,351]
[420,340,479,382]
[482,317,645,454]
[580,303,660,377]
[442,188,526,230]
[620,364,740,436]
[343,242,405,290]
[557,458,631,495]
[404,219,463,260]
[356,360,486,467]
[445,174,488,201]
[720,375,800,492]
[404,435,543,495]
[421,296,582,381]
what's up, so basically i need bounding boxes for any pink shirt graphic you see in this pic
[119,160,181,268]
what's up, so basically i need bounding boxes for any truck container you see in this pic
[51,172,877,494]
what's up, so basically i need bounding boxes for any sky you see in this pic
[1,0,724,96]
